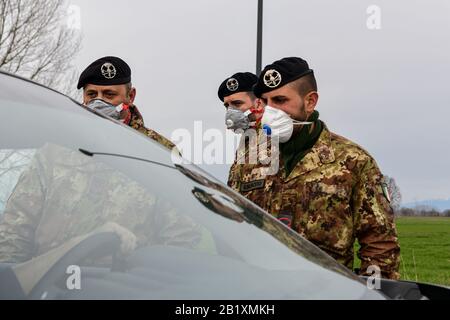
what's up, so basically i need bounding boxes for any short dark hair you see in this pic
[125,82,133,98]
[247,91,257,101]
[288,73,317,97]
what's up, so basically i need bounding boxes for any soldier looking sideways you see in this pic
[217,72,266,187]
[217,72,264,133]
[228,57,400,279]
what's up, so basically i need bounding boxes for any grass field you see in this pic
[354,217,450,286]
[198,216,450,286]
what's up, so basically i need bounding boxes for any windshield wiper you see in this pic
[78,148,177,170]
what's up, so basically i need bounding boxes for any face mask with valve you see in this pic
[86,99,131,124]
[261,105,313,143]
[225,108,252,132]
[225,106,264,133]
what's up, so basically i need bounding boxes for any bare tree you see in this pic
[0,0,81,98]
[398,207,414,217]
[382,175,402,212]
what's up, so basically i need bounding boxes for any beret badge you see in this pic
[263,69,282,88]
[101,62,117,79]
[226,78,239,91]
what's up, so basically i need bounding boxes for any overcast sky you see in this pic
[70,0,450,204]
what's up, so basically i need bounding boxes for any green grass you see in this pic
[196,217,450,286]
[354,217,450,286]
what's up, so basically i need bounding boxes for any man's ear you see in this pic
[305,91,319,114]
[128,87,137,104]
[254,98,265,111]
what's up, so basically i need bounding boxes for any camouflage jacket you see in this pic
[128,104,180,154]
[0,143,200,263]
[227,123,401,279]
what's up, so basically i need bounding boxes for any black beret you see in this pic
[218,72,258,102]
[253,57,313,98]
[77,56,132,89]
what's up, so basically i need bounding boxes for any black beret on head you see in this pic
[77,56,131,89]
[218,72,258,102]
[253,57,313,98]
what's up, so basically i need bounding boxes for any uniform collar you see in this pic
[129,104,145,129]
[282,122,335,181]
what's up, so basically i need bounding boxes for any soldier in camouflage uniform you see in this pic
[217,72,265,185]
[228,57,400,279]
[0,143,201,263]
[78,56,178,152]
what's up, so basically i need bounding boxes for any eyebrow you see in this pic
[271,95,288,100]
[102,90,119,95]
[224,100,244,107]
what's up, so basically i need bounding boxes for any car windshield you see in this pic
[0,72,383,299]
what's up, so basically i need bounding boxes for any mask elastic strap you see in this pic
[244,109,259,128]
[249,107,264,115]
[292,120,313,125]
[292,111,314,125]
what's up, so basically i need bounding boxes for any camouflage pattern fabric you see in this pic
[0,143,200,263]
[227,123,401,279]
[128,104,180,154]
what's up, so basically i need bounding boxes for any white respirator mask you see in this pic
[261,105,313,143]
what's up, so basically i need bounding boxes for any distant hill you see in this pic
[403,198,450,212]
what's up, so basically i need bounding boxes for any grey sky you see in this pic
[71,0,450,204]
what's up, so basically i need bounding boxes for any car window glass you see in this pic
[0,149,36,215]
